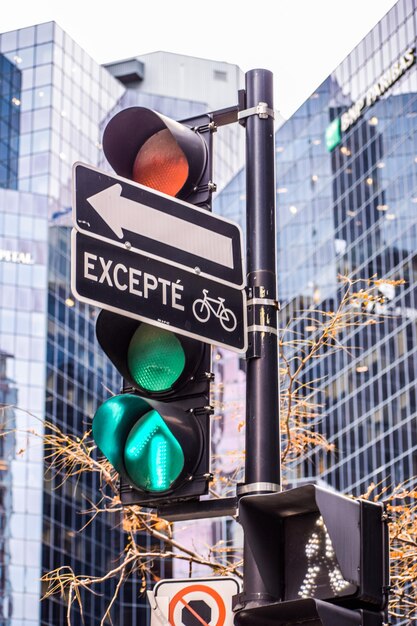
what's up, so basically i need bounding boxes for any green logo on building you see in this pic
[325,118,341,151]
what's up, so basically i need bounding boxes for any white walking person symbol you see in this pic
[298,516,352,599]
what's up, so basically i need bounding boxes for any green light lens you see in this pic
[124,409,184,492]
[92,394,149,474]
[128,324,185,392]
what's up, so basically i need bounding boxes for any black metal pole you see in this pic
[238,69,281,610]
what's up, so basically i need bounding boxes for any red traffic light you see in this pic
[102,107,211,204]
[132,127,188,196]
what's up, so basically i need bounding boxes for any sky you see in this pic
[2,0,398,118]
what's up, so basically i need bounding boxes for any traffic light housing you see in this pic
[93,310,212,507]
[234,599,384,626]
[92,107,215,509]
[102,106,214,208]
[234,484,389,625]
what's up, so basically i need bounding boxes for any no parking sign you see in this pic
[148,577,241,626]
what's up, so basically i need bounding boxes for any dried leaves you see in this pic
[26,275,417,622]
[363,483,417,624]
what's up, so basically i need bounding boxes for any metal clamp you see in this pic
[247,297,279,308]
[238,102,275,121]
[247,324,278,336]
[232,591,277,611]
[247,293,279,337]
[237,482,281,495]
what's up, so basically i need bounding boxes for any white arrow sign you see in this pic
[73,162,245,288]
[87,183,234,269]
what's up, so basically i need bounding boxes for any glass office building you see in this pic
[277,0,417,496]
[0,20,244,626]
[218,0,417,505]
[0,349,16,622]
[3,1,416,623]
[0,53,20,190]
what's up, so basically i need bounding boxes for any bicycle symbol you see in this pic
[192,289,237,332]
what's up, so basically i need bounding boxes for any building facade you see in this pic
[216,0,417,509]
[0,21,244,626]
[2,2,415,623]
[276,0,417,497]
[0,53,20,190]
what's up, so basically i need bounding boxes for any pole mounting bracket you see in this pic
[237,482,281,496]
[238,101,275,121]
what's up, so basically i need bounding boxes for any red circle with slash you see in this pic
[169,583,226,626]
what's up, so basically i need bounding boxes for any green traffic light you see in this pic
[125,409,185,492]
[92,394,185,493]
[127,324,186,392]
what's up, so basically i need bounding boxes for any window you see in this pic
[214,70,227,81]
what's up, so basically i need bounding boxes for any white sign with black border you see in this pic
[71,230,247,353]
[72,162,245,289]
[148,577,241,626]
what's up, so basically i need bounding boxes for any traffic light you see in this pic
[92,107,215,509]
[234,484,389,625]
[102,106,214,208]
